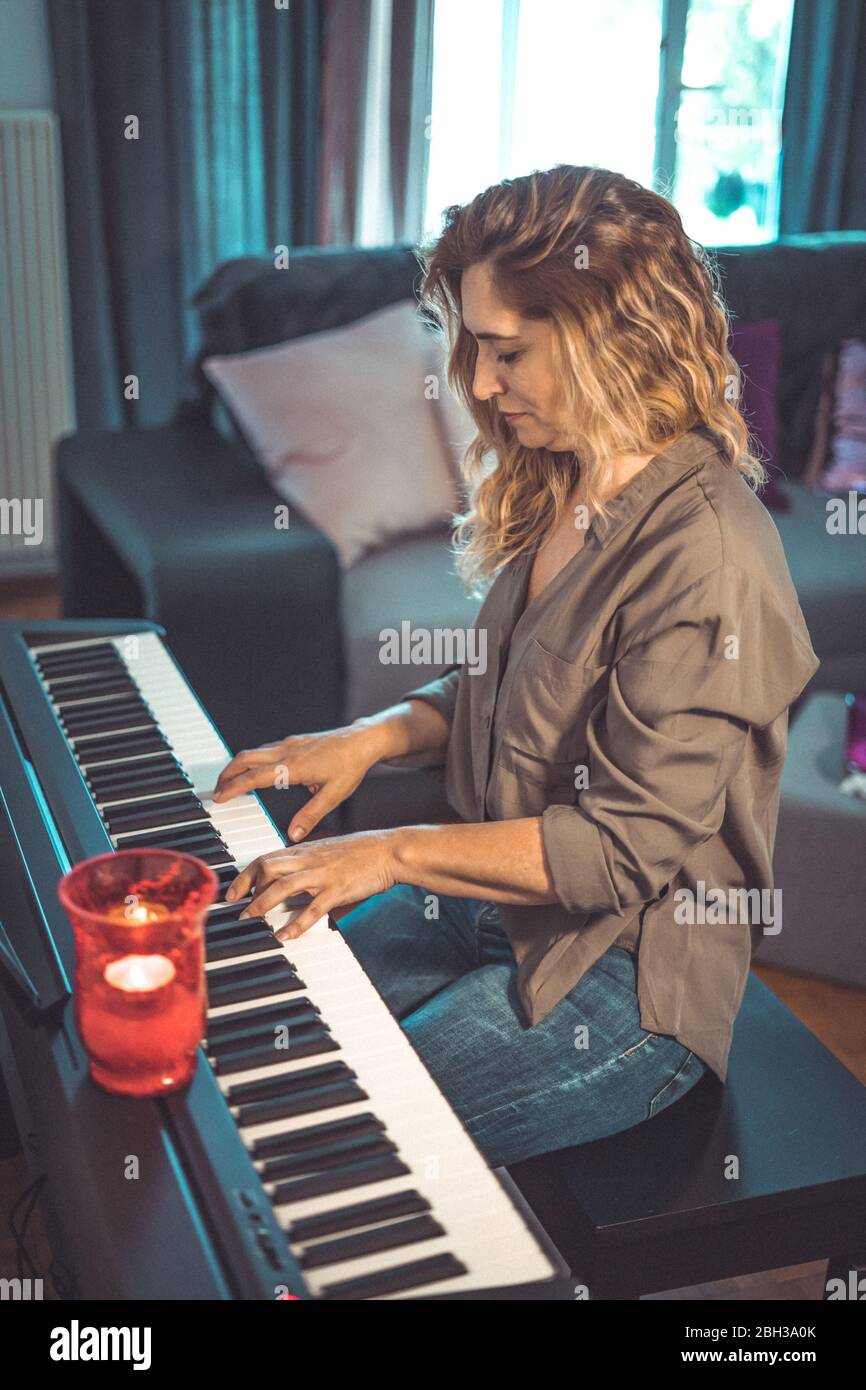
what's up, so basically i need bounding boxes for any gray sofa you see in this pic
[56,235,866,838]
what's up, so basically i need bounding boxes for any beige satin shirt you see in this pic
[400,426,820,1083]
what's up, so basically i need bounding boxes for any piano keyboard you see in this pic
[27,630,563,1300]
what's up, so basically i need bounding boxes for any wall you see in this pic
[0,0,53,109]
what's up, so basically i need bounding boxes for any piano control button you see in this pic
[255,1232,286,1271]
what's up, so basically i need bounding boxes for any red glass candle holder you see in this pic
[57,849,217,1097]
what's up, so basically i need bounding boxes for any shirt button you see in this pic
[484,714,491,729]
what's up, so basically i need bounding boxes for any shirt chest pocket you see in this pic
[494,638,608,793]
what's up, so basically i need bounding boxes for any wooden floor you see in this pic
[1,576,863,1301]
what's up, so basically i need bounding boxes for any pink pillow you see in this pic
[429,340,477,491]
[202,301,459,568]
[817,338,866,494]
[728,318,789,511]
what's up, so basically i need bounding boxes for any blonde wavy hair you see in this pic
[414,164,767,597]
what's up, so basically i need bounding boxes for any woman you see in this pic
[213,166,820,1170]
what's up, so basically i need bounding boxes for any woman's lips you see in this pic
[503,412,526,422]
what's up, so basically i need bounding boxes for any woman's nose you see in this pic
[472,361,503,402]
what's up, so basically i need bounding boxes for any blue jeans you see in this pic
[335,884,707,1169]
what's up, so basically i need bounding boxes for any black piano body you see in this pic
[0,618,570,1300]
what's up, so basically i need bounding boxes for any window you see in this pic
[664,0,794,244]
[424,0,794,247]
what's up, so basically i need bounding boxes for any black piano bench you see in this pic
[505,972,866,1300]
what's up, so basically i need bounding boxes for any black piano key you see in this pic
[46,660,132,682]
[271,1154,411,1206]
[215,865,246,893]
[236,1078,367,1127]
[106,796,206,834]
[210,1029,338,1073]
[74,731,171,763]
[300,1214,447,1271]
[319,1252,468,1301]
[206,914,271,943]
[86,749,183,778]
[47,675,136,702]
[108,811,209,840]
[251,1112,384,1160]
[93,772,192,804]
[208,1005,322,1056]
[185,846,233,868]
[117,825,227,853]
[63,706,154,737]
[207,956,295,989]
[259,1132,396,1182]
[41,640,127,658]
[206,896,257,923]
[205,920,273,951]
[227,1059,351,1108]
[36,649,124,677]
[94,776,193,803]
[36,642,122,663]
[34,636,119,656]
[60,687,147,709]
[287,1190,431,1244]
[41,659,126,681]
[205,930,280,963]
[87,756,184,789]
[206,995,314,1041]
[71,717,159,746]
[108,828,224,858]
[62,706,152,735]
[207,961,302,1007]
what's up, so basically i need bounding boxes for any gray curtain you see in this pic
[317,0,435,245]
[779,0,866,232]
[46,0,323,431]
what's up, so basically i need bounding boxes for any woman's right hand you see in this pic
[212,724,381,842]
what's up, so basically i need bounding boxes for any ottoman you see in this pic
[755,691,866,986]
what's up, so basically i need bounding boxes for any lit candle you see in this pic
[103,953,176,994]
[58,848,217,1096]
[105,899,170,925]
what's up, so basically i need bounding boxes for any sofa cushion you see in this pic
[713,233,866,477]
[772,478,866,688]
[202,301,459,569]
[810,338,866,494]
[341,526,481,724]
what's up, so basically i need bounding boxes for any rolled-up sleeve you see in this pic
[541,566,820,916]
[399,664,462,727]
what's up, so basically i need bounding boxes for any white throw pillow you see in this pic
[202,300,461,568]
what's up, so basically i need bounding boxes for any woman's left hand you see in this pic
[225,829,402,938]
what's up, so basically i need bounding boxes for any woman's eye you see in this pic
[497,351,521,365]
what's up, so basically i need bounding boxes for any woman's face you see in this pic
[461,260,575,453]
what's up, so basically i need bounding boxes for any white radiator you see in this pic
[0,110,74,575]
